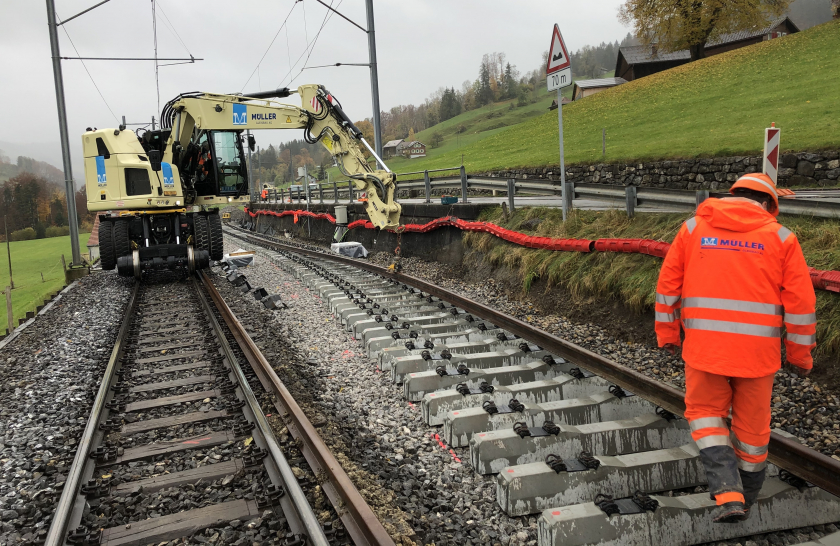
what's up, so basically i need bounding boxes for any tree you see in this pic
[477,57,494,105]
[261,144,278,169]
[618,0,792,61]
[407,128,415,142]
[429,132,443,148]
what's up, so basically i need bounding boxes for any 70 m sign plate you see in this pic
[548,67,572,91]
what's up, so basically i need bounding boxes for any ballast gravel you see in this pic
[364,252,840,461]
[0,272,132,545]
[224,229,840,546]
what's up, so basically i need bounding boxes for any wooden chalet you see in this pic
[615,17,800,82]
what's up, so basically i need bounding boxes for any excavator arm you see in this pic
[161,84,401,229]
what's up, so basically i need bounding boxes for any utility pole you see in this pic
[364,0,383,158]
[246,130,254,200]
[4,217,13,290]
[46,0,82,265]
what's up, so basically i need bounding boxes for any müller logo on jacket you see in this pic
[701,237,765,253]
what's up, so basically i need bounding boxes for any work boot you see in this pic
[739,468,766,513]
[712,501,748,523]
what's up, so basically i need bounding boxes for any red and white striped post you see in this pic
[763,122,781,184]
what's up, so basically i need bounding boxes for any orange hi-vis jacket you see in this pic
[655,198,816,377]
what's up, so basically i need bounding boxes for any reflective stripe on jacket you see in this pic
[655,198,816,376]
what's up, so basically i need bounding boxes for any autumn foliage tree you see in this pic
[618,0,792,61]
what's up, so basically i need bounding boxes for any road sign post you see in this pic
[546,24,574,221]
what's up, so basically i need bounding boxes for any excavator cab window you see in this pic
[211,131,247,195]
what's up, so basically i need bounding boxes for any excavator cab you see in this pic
[192,130,249,198]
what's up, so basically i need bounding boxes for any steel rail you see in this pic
[44,283,140,546]
[192,277,329,546]
[232,228,840,498]
[198,270,396,546]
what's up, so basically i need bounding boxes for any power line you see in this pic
[239,1,300,93]
[55,13,119,123]
[154,0,193,57]
[282,0,343,88]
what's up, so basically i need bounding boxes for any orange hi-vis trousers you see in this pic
[684,365,774,505]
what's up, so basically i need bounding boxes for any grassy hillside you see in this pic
[386,20,840,176]
[465,207,840,357]
[0,233,90,333]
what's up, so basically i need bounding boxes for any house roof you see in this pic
[383,139,403,148]
[574,77,628,90]
[404,141,425,147]
[618,16,797,66]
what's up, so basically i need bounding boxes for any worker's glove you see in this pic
[662,343,680,357]
[784,362,811,378]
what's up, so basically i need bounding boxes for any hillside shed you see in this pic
[383,139,404,158]
[615,17,800,81]
[571,78,628,101]
[401,141,427,159]
[549,97,573,110]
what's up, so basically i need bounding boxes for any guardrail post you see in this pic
[424,170,431,204]
[460,166,468,204]
[333,182,338,204]
[319,185,324,204]
[563,182,574,216]
[625,186,637,218]
[348,180,354,203]
[280,188,284,203]
[696,189,709,208]
[507,178,515,212]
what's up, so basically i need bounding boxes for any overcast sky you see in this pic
[0,0,628,172]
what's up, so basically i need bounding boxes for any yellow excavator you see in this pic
[84,84,401,278]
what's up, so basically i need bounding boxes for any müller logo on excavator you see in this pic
[232,103,247,125]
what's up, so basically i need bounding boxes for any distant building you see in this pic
[548,97,573,110]
[401,141,427,159]
[615,16,800,82]
[294,173,318,184]
[571,78,628,101]
[383,139,404,158]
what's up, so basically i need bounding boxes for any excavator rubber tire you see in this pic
[194,214,209,254]
[113,219,131,261]
[208,213,223,261]
[99,219,116,271]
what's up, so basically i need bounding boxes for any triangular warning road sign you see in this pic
[546,24,571,74]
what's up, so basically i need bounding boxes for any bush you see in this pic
[10,228,36,241]
[35,222,47,239]
[45,225,71,238]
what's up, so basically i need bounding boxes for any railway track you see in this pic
[44,271,393,546]
[228,225,840,546]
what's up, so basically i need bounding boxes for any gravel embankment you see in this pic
[223,232,840,546]
[0,272,132,545]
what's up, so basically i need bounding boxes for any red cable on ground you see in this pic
[242,207,838,293]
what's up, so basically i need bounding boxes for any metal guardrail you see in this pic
[257,174,840,219]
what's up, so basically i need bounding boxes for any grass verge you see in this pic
[464,207,840,357]
[0,233,90,333]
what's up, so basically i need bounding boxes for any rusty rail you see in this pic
[198,270,396,546]
[231,227,840,498]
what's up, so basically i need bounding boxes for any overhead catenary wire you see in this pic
[55,13,119,123]
[154,0,194,57]
[280,0,343,88]
[239,0,300,93]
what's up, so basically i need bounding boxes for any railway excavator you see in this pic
[84,84,401,279]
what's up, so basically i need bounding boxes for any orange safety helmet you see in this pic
[729,173,780,217]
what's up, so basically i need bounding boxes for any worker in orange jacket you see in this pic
[655,173,816,523]
[261,185,269,200]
